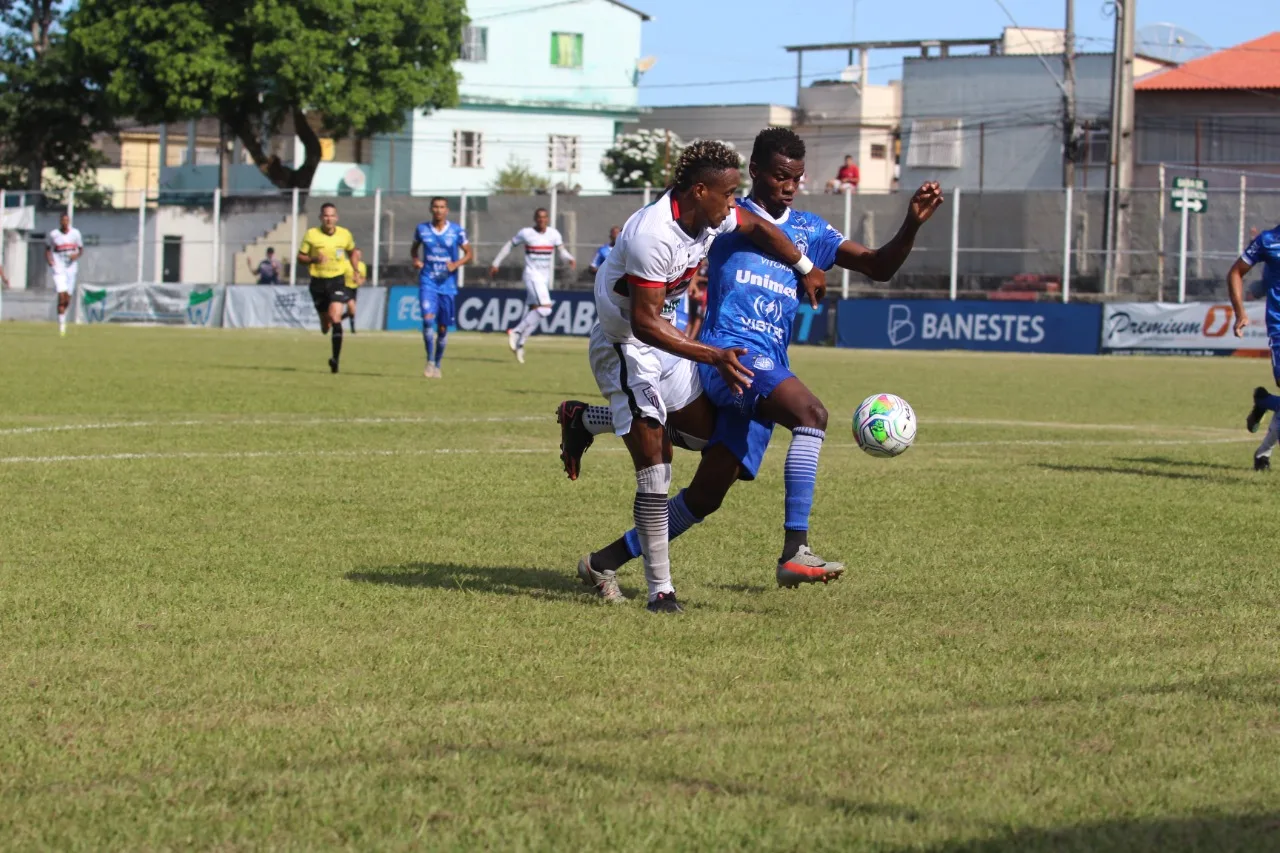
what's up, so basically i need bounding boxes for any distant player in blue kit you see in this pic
[560,128,943,598]
[589,226,621,275]
[1230,223,1280,469]
[412,197,473,378]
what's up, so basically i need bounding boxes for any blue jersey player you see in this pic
[559,127,943,599]
[1231,224,1280,470]
[411,197,473,378]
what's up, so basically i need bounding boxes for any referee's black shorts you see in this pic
[309,275,351,312]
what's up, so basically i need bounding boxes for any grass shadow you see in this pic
[1036,463,1250,485]
[347,562,629,603]
[710,583,770,595]
[1116,455,1242,472]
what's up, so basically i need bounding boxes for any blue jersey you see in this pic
[1242,226,1280,333]
[592,243,613,270]
[701,197,844,366]
[415,220,468,295]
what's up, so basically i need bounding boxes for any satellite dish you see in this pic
[1136,23,1211,64]
[342,166,367,192]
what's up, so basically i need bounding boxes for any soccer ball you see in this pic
[853,393,916,457]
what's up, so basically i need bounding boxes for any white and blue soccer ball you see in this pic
[853,393,917,458]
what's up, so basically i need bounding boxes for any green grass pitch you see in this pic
[2,323,1278,851]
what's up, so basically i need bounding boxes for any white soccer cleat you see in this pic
[516,346,525,364]
[507,329,519,353]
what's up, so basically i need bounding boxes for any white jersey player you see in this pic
[489,208,575,363]
[578,140,828,614]
[45,213,84,337]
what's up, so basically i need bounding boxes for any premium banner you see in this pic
[1102,302,1269,355]
[79,283,224,326]
[837,299,1102,355]
[386,286,597,336]
[223,285,385,331]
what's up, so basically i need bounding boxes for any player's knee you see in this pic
[684,487,724,518]
[799,399,828,430]
[536,305,552,318]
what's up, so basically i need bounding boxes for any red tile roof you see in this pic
[1136,32,1280,91]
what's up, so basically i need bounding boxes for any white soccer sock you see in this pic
[1257,414,1280,458]
[58,313,66,332]
[514,309,542,347]
[634,463,673,600]
[583,405,614,436]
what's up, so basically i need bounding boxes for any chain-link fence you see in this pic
[3,180,1277,302]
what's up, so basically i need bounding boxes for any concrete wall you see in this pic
[900,53,1113,191]
[636,104,796,153]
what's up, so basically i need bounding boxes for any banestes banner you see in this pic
[837,299,1101,354]
[1102,302,1269,354]
[386,286,597,335]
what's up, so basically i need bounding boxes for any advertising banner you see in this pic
[223,285,385,331]
[1102,302,1269,355]
[386,286,597,336]
[837,299,1102,355]
[793,300,833,346]
[80,283,224,326]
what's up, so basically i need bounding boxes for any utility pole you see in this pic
[1062,0,1076,189]
[1103,0,1136,294]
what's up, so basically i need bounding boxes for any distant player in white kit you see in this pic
[45,213,83,336]
[585,140,828,613]
[488,208,575,363]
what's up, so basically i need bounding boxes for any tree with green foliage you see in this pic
[0,0,114,190]
[490,157,548,195]
[71,0,466,189]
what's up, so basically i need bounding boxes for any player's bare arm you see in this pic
[449,242,474,273]
[1228,258,1254,337]
[837,182,944,281]
[736,207,827,307]
[350,248,364,285]
[411,238,424,270]
[629,285,752,394]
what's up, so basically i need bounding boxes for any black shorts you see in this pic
[309,275,351,312]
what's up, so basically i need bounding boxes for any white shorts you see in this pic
[524,276,551,307]
[52,266,77,295]
[588,323,702,436]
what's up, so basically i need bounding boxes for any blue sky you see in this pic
[633,0,1276,107]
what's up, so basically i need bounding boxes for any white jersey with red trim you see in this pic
[46,227,84,271]
[594,191,738,345]
[509,226,564,286]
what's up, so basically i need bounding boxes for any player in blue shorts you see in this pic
[1230,222,1280,470]
[412,197,473,378]
[560,127,942,596]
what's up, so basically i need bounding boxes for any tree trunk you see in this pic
[26,154,43,191]
[228,107,322,190]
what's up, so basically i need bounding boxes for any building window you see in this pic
[1136,115,1280,165]
[1084,128,1110,166]
[869,143,888,160]
[906,119,963,169]
[548,135,580,172]
[551,32,583,68]
[460,26,487,62]
[452,130,483,168]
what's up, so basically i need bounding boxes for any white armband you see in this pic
[792,255,814,276]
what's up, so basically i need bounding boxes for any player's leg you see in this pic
[434,295,454,376]
[1249,343,1280,469]
[419,287,438,377]
[755,375,843,584]
[509,278,549,363]
[310,279,332,334]
[326,283,347,373]
[347,295,357,333]
[53,271,70,335]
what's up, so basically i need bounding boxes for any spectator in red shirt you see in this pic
[827,155,860,193]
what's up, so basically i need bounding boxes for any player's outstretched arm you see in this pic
[1228,258,1253,337]
[837,182,944,282]
[630,286,752,394]
[737,206,826,307]
[489,239,515,276]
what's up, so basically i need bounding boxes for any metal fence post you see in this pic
[1238,174,1248,251]
[643,184,651,206]
[66,187,75,224]
[949,187,961,301]
[549,185,559,291]
[459,188,468,290]
[1157,163,1166,301]
[212,188,222,285]
[136,190,146,282]
[0,189,6,320]
[289,188,299,286]
[1177,187,1189,304]
[841,185,852,299]
[371,188,382,287]
[1062,186,1073,303]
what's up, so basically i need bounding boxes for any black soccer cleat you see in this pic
[329,357,339,374]
[646,591,684,614]
[556,400,595,481]
[1255,455,1271,473]
[1247,387,1271,433]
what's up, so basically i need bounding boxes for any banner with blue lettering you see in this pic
[386,286,597,336]
[792,300,832,346]
[837,299,1101,355]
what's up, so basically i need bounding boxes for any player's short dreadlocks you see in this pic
[751,127,805,165]
[671,140,742,191]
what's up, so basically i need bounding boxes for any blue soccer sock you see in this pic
[434,329,448,366]
[784,427,825,535]
[622,489,702,560]
[422,324,436,364]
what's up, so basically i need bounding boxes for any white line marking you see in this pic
[0,414,543,437]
